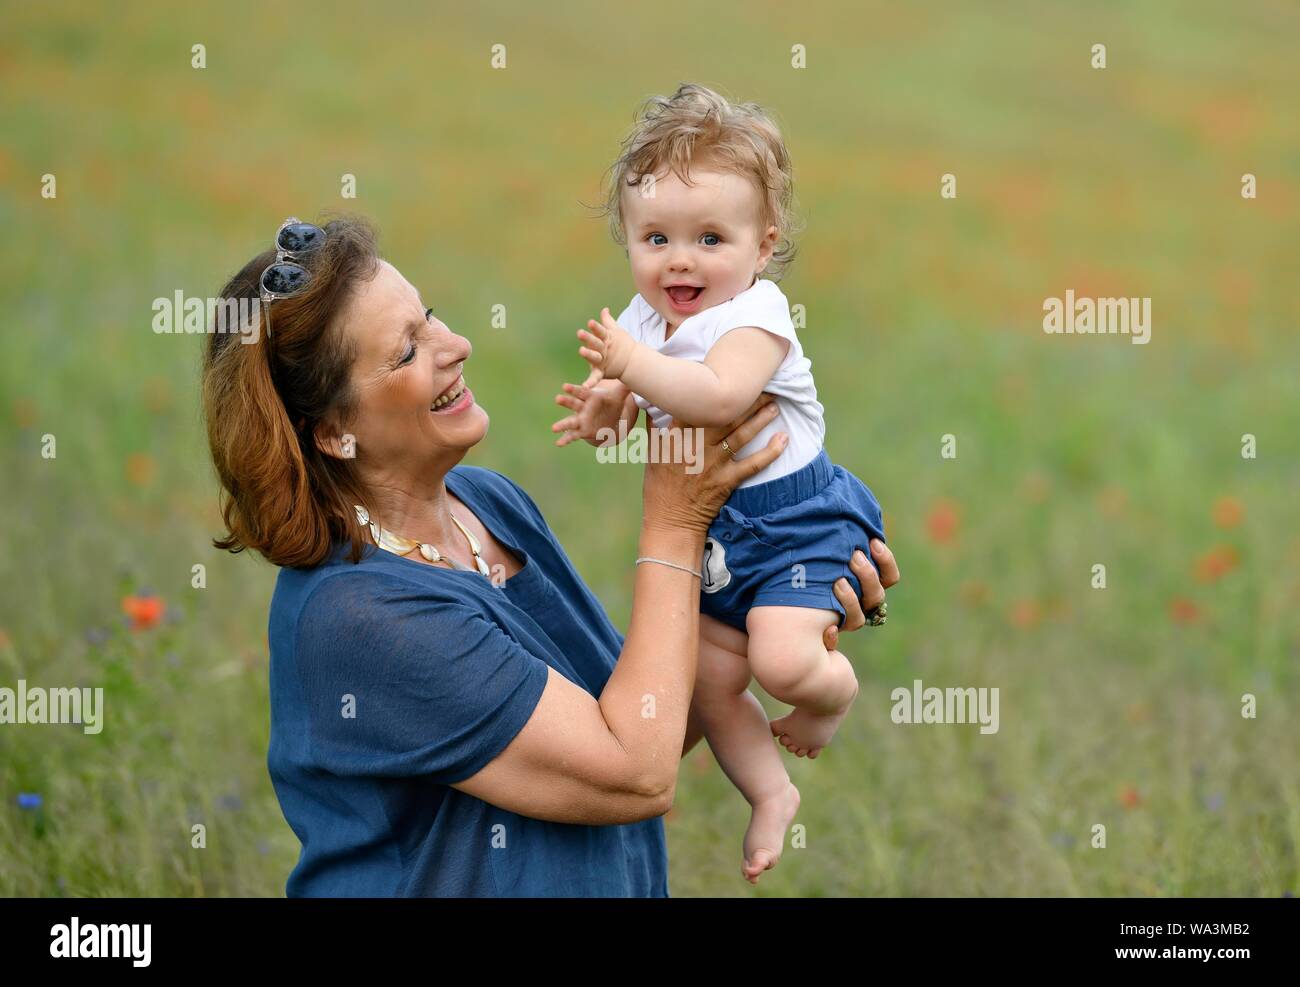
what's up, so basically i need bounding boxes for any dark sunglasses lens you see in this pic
[262,263,310,296]
[277,222,325,253]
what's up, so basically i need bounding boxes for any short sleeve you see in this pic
[294,572,549,785]
[711,279,797,349]
[616,295,652,343]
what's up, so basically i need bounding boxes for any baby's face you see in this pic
[621,167,777,327]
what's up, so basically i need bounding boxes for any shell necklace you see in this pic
[354,505,494,580]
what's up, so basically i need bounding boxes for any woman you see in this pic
[201,215,899,897]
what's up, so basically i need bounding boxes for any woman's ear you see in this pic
[312,417,357,462]
[754,224,779,274]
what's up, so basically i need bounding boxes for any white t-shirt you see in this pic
[615,278,825,487]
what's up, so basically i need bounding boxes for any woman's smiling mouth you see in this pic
[431,376,472,413]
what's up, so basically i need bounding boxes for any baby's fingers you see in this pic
[552,396,582,420]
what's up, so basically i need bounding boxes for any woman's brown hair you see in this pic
[202,214,380,569]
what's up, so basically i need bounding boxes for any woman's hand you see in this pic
[640,393,785,537]
[821,540,900,651]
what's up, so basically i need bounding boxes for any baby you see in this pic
[551,83,886,884]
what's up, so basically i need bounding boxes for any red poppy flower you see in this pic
[1194,545,1240,583]
[1008,599,1042,629]
[925,498,960,545]
[1169,597,1200,624]
[1212,496,1243,530]
[125,452,156,488]
[122,594,165,631]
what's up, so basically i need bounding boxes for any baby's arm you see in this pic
[579,308,789,427]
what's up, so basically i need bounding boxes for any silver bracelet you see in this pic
[635,556,702,579]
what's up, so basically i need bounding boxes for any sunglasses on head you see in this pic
[259,217,326,338]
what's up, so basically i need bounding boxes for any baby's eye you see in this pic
[648,233,668,246]
[701,233,721,246]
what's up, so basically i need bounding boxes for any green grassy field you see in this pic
[2,1,1297,896]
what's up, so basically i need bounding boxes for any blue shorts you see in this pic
[698,449,886,634]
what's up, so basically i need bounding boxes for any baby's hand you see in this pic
[550,379,630,448]
[577,308,636,383]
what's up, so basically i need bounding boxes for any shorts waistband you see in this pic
[725,449,833,516]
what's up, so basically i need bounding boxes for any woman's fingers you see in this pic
[728,431,785,482]
[821,621,840,652]
[870,539,900,587]
[720,394,779,450]
[823,541,897,644]
[833,576,867,631]
[850,553,885,612]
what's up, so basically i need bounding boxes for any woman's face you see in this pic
[326,260,488,479]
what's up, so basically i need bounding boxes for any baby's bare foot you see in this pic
[742,781,800,884]
[769,682,859,758]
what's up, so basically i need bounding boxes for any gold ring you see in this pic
[720,438,734,459]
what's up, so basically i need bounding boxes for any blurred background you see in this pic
[1,1,1297,896]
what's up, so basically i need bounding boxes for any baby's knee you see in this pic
[745,611,832,695]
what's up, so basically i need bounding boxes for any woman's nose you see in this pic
[435,327,472,366]
[446,338,471,367]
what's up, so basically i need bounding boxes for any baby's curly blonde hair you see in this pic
[600,83,801,280]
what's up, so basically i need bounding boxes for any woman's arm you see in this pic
[451,397,787,825]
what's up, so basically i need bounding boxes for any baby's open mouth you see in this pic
[666,285,703,304]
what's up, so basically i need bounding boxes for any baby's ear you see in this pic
[755,224,779,272]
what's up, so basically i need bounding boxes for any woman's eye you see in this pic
[701,233,721,246]
[424,307,434,322]
[400,344,416,366]
[649,233,667,246]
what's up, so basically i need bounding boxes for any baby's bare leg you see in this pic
[747,605,860,758]
[694,614,801,884]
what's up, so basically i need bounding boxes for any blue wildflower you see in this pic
[217,793,244,812]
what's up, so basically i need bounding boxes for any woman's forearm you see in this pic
[599,523,706,799]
